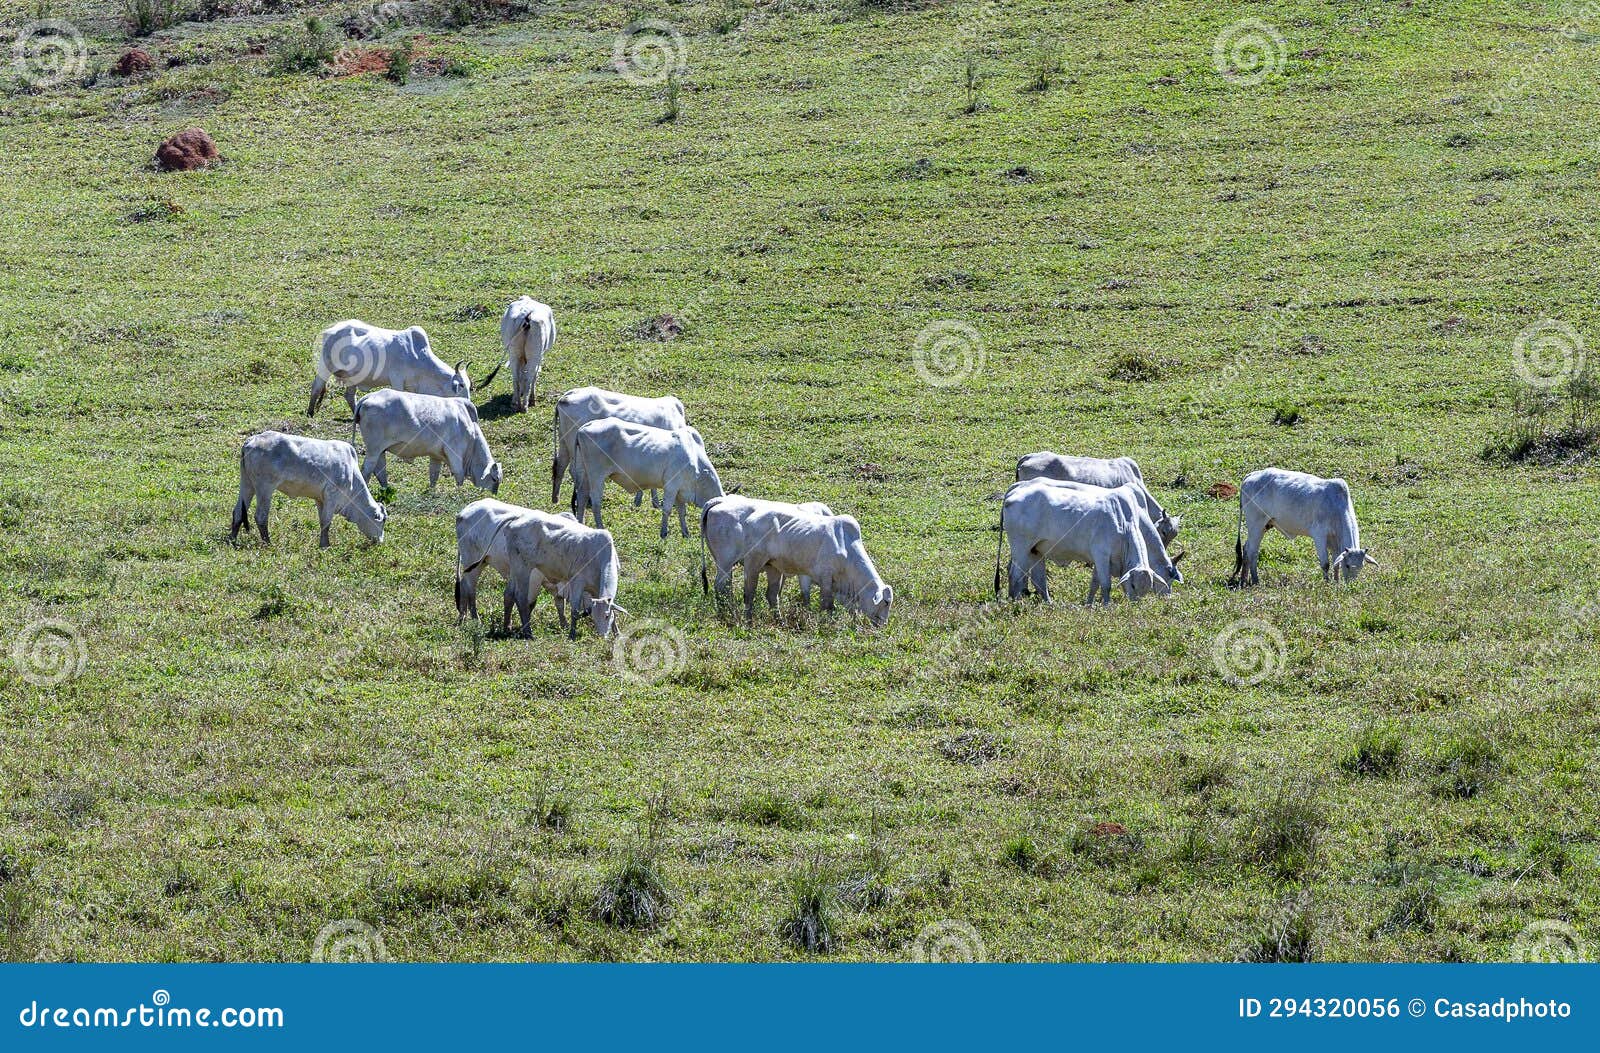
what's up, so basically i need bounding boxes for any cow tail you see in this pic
[231,446,251,536]
[453,550,463,617]
[550,403,562,502]
[1230,491,1245,586]
[699,505,710,594]
[993,498,1006,599]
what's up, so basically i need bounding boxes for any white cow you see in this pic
[309,319,493,418]
[552,387,688,508]
[500,297,556,413]
[1027,480,1185,588]
[571,420,723,537]
[455,499,574,631]
[461,510,623,638]
[231,431,386,548]
[996,478,1169,605]
[354,389,502,493]
[734,507,893,626]
[1232,468,1378,586]
[1015,451,1179,545]
[699,495,834,601]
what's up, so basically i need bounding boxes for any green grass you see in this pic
[1,0,1598,961]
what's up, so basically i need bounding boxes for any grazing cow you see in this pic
[1027,480,1185,588]
[461,511,623,638]
[734,507,893,626]
[500,297,556,413]
[354,389,502,493]
[1015,451,1179,544]
[995,478,1169,605]
[455,499,574,631]
[309,319,495,418]
[699,495,834,601]
[552,387,688,508]
[1232,468,1379,586]
[571,420,723,537]
[231,431,386,548]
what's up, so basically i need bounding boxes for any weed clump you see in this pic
[270,18,340,75]
[1237,892,1317,962]
[777,855,837,953]
[592,843,673,930]
[1433,730,1503,798]
[1341,724,1406,777]
[1248,784,1323,881]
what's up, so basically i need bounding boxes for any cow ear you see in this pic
[1331,551,1347,569]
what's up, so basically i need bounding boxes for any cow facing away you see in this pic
[309,320,489,418]
[231,431,386,548]
[552,387,688,508]
[571,420,723,537]
[500,297,556,413]
[1015,452,1179,545]
[699,495,834,602]
[1232,468,1379,586]
[733,507,893,626]
[461,510,623,638]
[354,389,502,493]
[996,478,1169,605]
[455,499,574,632]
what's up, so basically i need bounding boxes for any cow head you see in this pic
[1331,548,1378,582]
[483,461,504,495]
[862,584,894,627]
[1157,514,1181,546]
[586,595,623,637]
[1118,566,1171,600]
[355,501,387,543]
[450,360,471,399]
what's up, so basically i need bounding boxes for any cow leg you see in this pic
[1027,560,1048,604]
[743,561,764,623]
[254,485,273,544]
[1242,517,1267,587]
[361,447,381,484]
[343,386,358,418]
[457,565,480,620]
[819,578,836,613]
[659,489,673,539]
[428,459,441,490]
[554,590,569,632]
[588,478,607,530]
[316,499,333,549]
[796,575,812,607]
[1315,533,1332,582]
[516,582,534,639]
[764,569,782,613]
[677,496,690,538]
[634,491,644,508]
[500,584,515,633]
[651,489,662,510]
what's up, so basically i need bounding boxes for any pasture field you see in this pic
[1,0,1598,962]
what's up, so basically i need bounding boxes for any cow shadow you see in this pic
[474,393,524,422]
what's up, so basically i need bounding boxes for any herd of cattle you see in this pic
[229,298,1378,638]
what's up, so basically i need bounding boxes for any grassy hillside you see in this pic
[0,0,1597,961]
